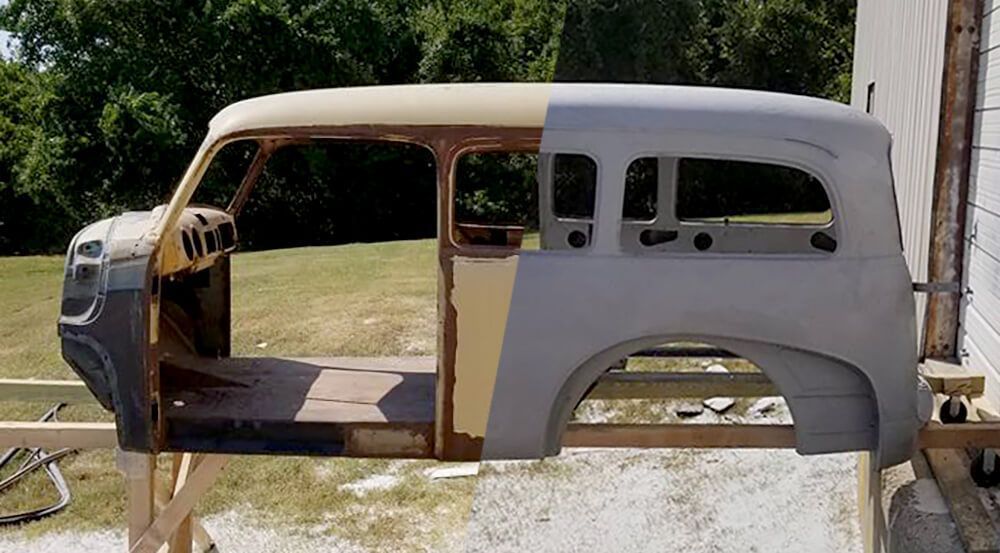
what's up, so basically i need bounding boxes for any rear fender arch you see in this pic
[539,334,884,464]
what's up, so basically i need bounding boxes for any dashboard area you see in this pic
[159,206,237,276]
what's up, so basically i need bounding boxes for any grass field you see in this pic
[0,233,772,547]
[0,239,483,550]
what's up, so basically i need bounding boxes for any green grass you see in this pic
[0,235,771,546]
[686,209,832,225]
[0,239,483,549]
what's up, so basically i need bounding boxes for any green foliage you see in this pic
[0,0,856,254]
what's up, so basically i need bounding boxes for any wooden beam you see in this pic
[588,371,777,400]
[117,451,156,550]
[918,422,1000,448]
[857,451,887,553]
[0,379,97,404]
[0,421,116,448]
[131,455,230,553]
[153,461,215,553]
[920,359,985,397]
[561,421,1000,451]
[923,0,982,359]
[165,453,195,553]
[925,449,999,553]
[563,423,797,449]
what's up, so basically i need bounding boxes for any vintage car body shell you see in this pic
[59,83,920,468]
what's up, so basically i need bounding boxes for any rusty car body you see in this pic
[59,83,924,468]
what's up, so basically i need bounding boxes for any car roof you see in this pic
[207,82,890,156]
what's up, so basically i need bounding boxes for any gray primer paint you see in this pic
[483,85,920,469]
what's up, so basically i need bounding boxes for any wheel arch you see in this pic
[539,333,884,463]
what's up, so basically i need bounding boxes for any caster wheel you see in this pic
[939,397,968,424]
[970,451,1000,488]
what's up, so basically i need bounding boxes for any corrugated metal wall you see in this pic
[964,0,1000,406]
[850,0,948,346]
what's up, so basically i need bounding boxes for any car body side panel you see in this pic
[481,252,919,468]
[449,255,519,439]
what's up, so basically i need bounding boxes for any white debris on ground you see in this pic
[703,396,735,412]
[427,462,481,480]
[462,397,860,553]
[0,510,371,553]
[0,395,862,552]
[339,473,401,496]
[702,363,736,412]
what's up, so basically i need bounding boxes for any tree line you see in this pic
[0,0,855,254]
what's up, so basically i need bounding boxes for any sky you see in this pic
[0,0,11,59]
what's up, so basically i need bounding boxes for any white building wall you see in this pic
[964,0,1000,406]
[850,1,948,346]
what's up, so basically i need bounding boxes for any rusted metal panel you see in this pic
[925,0,983,360]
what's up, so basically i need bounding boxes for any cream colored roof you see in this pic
[208,83,550,140]
[207,83,888,157]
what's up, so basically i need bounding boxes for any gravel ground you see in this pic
[0,401,862,552]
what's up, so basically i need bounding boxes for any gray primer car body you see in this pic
[483,85,919,468]
[57,83,922,468]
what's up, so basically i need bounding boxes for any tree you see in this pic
[0,0,857,254]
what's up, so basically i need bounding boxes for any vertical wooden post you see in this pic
[116,449,156,550]
[923,0,982,359]
[168,454,196,553]
[858,451,886,553]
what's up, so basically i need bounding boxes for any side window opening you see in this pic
[676,158,831,226]
[552,154,597,220]
[453,152,598,251]
[623,157,658,222]
[621,156,836,254]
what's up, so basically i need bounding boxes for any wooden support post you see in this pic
[130,454,229,553]
[857,451,886,553]
[153,458,215,553]
[167,453,197,553]
[116,450,156,550]
[923,0,982,358]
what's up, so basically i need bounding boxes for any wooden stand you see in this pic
[2,365,999,553]
[116,451,226,553]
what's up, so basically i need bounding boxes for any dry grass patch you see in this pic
[0,239,454,547]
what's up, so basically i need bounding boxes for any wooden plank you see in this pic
[563,423,797,449]
[117,451,156,550]
[163,356,435,424]
[0,379,97,404]
[152,467,214,553]
[588,371,777,400]
[919,359,986,397]
[0,421,116,448]
[167,454,195,553]
[919,422,1000,448]
[857,451,887,553]
[131,455,230,553]
[925,449,1000,553]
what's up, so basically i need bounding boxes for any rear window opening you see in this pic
[676,158,832,225]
